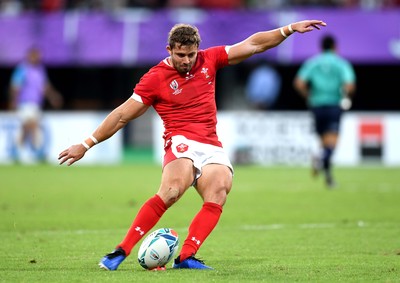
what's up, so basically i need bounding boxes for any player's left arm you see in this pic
[342,62,356,98]
[293,77,309,99]
[8,65,24,110]
[343,82,356,98]
[227,20,326,65]
[44,82,64,109]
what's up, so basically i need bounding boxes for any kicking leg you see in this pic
[99,158,194,270]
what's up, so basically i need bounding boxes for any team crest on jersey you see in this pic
[176,143,189,153]
[170,80,182,95]
[201,67,210,79]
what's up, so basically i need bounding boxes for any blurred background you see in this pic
[0,0,399,166]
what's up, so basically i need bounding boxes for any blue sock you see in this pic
[322,147,334,172]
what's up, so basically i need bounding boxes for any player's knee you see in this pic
[208,182,232,206]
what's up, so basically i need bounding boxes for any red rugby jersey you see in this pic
[132,46,229,147]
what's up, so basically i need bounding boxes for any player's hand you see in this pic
[48,90,64,109]
[58,144,87,166]
[292,20,327,33]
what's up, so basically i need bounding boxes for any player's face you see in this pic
[167,44,198,74]
[27,49,41,65]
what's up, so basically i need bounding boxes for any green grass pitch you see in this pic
[1,164,399,282]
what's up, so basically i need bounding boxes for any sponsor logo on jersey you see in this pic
[185,73,195,80]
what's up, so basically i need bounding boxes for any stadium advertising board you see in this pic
[0,112,122,165]
[153,112,400,166]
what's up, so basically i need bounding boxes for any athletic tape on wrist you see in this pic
[81,141,90,150]
[280,27,288,38]
[90,135,98,144]
[288,24,294,34]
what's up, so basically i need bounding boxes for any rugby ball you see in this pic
[137,228,179,270]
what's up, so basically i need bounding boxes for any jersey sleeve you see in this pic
[10,65,26,87]
[297,59,314,81]
[204,46,229,70]
[132,68,159,106]
[341,60,356,83]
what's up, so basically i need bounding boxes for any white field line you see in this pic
[1,227,190,236]
[2,222,368,236]
[241,221,367,231]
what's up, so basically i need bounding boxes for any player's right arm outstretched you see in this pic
[58,98,149,166]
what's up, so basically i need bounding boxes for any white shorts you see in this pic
[17,103,41,122]
[163,135,233,182]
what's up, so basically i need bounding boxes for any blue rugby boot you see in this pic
[172,256,213,270]
[98,247,126,271]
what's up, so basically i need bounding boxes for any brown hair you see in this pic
[168,24,201,49]
[321,35,336,51]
